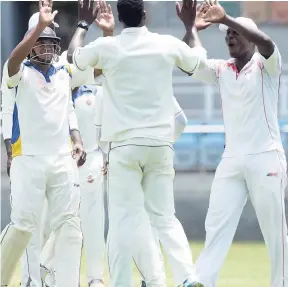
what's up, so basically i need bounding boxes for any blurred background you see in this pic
[1,1,288,241]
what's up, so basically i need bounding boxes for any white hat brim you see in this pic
[219,23,228,32]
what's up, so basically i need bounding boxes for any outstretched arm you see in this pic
[221,18,273,58]
[203,0,274,59]
[67,0,114,63]
[176,0,204,50]
[176,1,210,76]
[8,0,57,78]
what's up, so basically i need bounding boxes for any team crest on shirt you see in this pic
[86,99,92,105]
[87,175,94,183]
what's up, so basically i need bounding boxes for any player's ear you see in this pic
[118,14,122,23]
[142,10,146,21]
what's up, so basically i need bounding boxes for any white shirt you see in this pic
[73,26,207,143]
[1,61,15,140]
[73,85,102,153]
[95,93,187,154]
[173,97,187,141]
[59,51,95,88]
[3,60,77,157]
[2,53,95,157]
[193,45,284,157]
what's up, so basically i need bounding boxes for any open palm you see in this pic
[203,0,226,23]
[95,0,115,32]
[195,4,211,30]
[38,0,58,28]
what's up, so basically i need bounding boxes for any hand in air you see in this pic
[95,0,115,33]
[202,0,226,24]
[176,0,198,30]
[78,0,98,25]
[195,4,212,31]
[38,0,58,29]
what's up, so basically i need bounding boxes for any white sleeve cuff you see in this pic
[5,64,24,88]
[2,113,13,139]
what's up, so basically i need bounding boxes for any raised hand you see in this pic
[176,0,198,30]
[95,0,115,33]
[78,0,98,25]
[195,4,212,31]
[202,0,226,23]
[38,0,58,29]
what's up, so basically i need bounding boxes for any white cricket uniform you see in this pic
[193,45,288,287]
[73,26,207,287]
[0,58,83,287]
[140,98,199,286]
[73,84,105,285]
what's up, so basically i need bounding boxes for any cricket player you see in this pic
[68,0,207,285]
[19,1,105,284]
[39,83,106,287]
[179,1,288,286]
[1,61,15,177]
[0,0,86,286]
[139,98,201,287]
[73,84,106,287]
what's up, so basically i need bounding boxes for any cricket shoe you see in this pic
[40,265,56,287]
[88,279,105,287]
[182,279,204,287]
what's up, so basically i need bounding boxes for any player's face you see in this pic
[33,39,56,63]
[225,28,251,58]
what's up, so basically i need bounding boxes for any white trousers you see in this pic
[144,169,196,286]
[7,154,82,287]
[21,151,105,286]
[107,139,169,287]
[78,150,105,284]
[196,150,288,287]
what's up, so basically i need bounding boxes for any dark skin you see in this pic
[176,0,202,49]
[8,0,58,77]
[7,0,86,167]
[176,0,203,75]
[4,139,12,177]
[67,0,113,77]
[202,0,275,72]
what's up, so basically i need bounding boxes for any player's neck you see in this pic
[235,50,255,72]
[123,22,145,29]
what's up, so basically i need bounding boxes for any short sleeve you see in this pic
[70,64,94,89]
[192,59,224,85]
[258,44,281,76]
[1,63,16,139]
[72,37,113,71]
[167,36,207,74]
[3,60,24,88]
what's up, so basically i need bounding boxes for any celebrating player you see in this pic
[0,0,86,286]
[73,84,106,287]
[180,1,288,286]
[68,0,207,285]
[139,97,201,287]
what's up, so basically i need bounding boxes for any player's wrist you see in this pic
[77,20,89,31]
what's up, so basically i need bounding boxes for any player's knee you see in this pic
[11,209,38,232]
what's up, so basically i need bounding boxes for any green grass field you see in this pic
[9,241,270,287]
